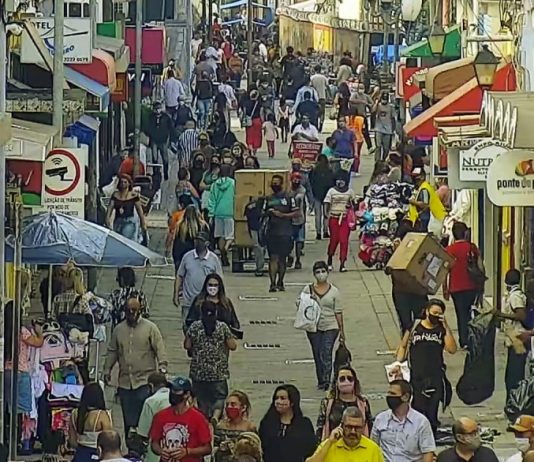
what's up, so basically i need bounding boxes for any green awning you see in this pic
[401,24,461,58]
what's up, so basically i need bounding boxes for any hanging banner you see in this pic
[401,66,428,102]
[38,148,86,218]
[459,139,510,182]
[486,150,534,206]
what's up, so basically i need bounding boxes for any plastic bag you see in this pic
[385,361,411,383]
[294,289,321,333]
[505,376,534,421]
[456,311,496,405]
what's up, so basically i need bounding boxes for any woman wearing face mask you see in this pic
[189,151,206,194]
[323,171,357,272]
[316,366,372,440]
[185,273,241,338]
[184,301,238,422]
[231,142,247,170]
[244,155,260,169]
[300,261,344,389]
[396,298,457,433]
[214,391,257,461]
[200,156,221,215]
[259,385,316,462]
[105,174,147,241]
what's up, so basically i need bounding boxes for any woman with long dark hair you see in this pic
[335,82,351,119]
[185,301,238,421]
[171,204,209,271]
[258,385,316,462]
[315,366,372,440]
[185,273,241,337]
[68,382,112,462]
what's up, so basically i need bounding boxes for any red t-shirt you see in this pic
[446,240,479,293]
[149,406,211,462]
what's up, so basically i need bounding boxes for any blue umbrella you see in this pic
[5,212,167,267]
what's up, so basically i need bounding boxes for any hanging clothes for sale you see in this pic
[456,311,496,405]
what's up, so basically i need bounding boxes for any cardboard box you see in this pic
[234,194,253,220]
[386,232,455,295]
[234,220,254,247]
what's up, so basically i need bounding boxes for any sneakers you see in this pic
[277,283,285,291]
[295,261,302,270]
[287,256,294,267]
[316,233,322,240]
[340,264,348,273]
[269,284,277,292]
[323,232,330,239]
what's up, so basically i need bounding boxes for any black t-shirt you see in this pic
[196,80,213,100]
[245,199,262,232]
[436,446,499,462]
[265,193,297,237]
[409,321,445,382]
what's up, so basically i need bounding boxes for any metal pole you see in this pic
[246,0,253,88]
[208,0,213,42]
[393,16,400,63]
[0,16,7,446]
[89,0,98,41]
[53,0,65,147]
[134,0,142,154]
[201,0,206,40]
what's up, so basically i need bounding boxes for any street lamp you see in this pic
[428,22,446,56]
[473,44,500,87]
[401,0,422,21]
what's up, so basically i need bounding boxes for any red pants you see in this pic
[328,216,350,262]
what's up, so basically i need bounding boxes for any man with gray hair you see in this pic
[307,406,384,461]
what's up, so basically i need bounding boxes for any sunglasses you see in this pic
[207,283,219,287]
[339,375,355,383]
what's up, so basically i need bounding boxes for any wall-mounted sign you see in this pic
[6,160,43,206]
[21,18,92,65]
[459,139,510,182]
[38,148,86,218]
[401,66,428,102]
[486,150,534,206]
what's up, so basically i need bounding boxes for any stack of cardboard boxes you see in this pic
[234,169,289,247]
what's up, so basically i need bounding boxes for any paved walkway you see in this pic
[92,117,517,459]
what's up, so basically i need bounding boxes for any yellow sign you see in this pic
[313,24,332,53]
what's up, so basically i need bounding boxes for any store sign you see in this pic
[38,148,86,218]
[480,92,519,147]
[292,141,322,168]
[459,139,510,182]
[111,73,129,103]
[401,66,427,102]
[6,160,43,206]
[486,150,534,206]
[21,18,92,65]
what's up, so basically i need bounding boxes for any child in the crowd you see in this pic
[41,430,67,462]
[277,97,290,143]
[321,136,335,158]
[346,107,364,174]
[176,167,200,199]
[262,113,279,158]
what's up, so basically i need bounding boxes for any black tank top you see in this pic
[409,322,445,381]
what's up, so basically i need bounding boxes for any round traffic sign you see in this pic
[44,148,81,196]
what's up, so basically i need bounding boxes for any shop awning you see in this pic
[437,121,488,146]
[69,49,117,91]
[65,115,101,147]
[404,62,516,138]
[288,0,317,12]
[424,57,475,101]
[7,118,58,161]
[95,35,130,73]
[401,24,461,59]
[64,67,110,111]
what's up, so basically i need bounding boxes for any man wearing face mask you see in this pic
[104,298,168,439]
[137,373,171,462]
[150,376,212,462]
[146,101,174,180]
[372,92,396,160]
[288,172,306,270]
[437,418,498,461]
[307,407,383,462]
[174,231,223,328]
[371,380,435,462]
[263,175,300,292]
[506,415,534,462]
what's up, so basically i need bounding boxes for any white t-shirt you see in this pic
[503,286,527,347]
[505,453,522,462]
[259,43,268,62]
[191,38,203,59]
[292,124,319,139]
[324,187,356,217]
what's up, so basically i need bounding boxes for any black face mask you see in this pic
[169,392,186,406]
[428,314,441,326]
[271,184,282,193]
[386,396,403,411]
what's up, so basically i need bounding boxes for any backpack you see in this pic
[466,243,487,288]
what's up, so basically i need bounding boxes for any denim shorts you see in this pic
[292,224,305,243]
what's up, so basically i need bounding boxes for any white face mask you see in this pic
[516,437,530,453]
[315,271,328,283]
[207,286,219,297]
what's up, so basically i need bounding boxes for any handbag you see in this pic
[346,206,357,231]
[240,101,258,128]
[294,285,321,333]
[467,243,487,288]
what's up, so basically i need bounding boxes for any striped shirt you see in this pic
[178,129,199,168]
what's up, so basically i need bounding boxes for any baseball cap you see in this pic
[510,415,534,432]
[199,131,209,140]
[290,172,302,182]
[195,230,210,242]
[167,376,192,393]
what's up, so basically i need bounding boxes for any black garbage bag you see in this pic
[456,311,496,405]
[505,376,534,421]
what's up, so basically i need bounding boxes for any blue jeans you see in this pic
[114,216,138,241]
[307,329,339,387]
[197,99,212,129]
